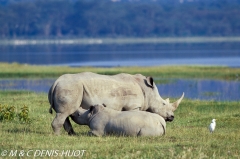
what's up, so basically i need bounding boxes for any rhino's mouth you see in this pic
[166,116,174,122]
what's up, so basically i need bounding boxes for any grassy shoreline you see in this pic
[0,63,240,81]
[0,91,239,158]
[1,63,240,158]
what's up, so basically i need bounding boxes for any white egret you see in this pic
[209,119,216,133]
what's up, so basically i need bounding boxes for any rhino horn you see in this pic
[165,98,170,104]
[172,92,184,111]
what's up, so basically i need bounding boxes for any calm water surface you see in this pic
[1,43,240,67]
[0,78,239,101]
[1,43,239,101]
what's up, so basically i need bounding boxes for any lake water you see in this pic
[1,42,240,101]
[1,42,240,67]
[0,78,239,101]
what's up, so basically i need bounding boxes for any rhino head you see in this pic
[70,107,89,125]
[144,76,184,122]
[71,104,106,126]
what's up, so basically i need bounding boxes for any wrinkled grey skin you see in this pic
[71,104,166,137]
[48,72,184,135]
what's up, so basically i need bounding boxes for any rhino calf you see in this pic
[71,104,166,137]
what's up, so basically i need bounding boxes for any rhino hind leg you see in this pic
[63,117,76,135]
[51,113,71,135]
[138,127,164,136]
[51,85,84,135]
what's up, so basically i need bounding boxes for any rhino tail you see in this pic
[48,82,57,114]
[48,85,53,114]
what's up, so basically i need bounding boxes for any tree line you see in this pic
[1,0,240,38]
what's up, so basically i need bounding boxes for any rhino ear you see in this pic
[89,106,94,114]
[146,76,154,88]
[102,103,106,107]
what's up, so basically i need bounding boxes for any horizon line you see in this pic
[1,36,240,45]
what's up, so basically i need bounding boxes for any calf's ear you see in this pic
[90,106,94,114]
[146,76,154,88]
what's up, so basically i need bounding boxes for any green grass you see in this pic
[0,63,240,158]
[0,91,239,158]
[0,62,240,81]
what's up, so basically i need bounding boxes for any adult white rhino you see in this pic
[48,72,184,135]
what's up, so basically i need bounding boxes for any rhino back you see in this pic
[104,114,141,136]
[77,73,145,110]
[53,72,145,111]
[103,111,163,136]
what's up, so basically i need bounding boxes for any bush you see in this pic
[0,104,15,121]
[0,104,30,123]
[18,105,30,123]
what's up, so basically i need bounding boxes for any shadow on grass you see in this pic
[5,127,47,135]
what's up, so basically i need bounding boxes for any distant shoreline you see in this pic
[1,37,240,45]
[1,63,239,81]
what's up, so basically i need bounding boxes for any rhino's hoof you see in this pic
[88,131,94,136]
[68,130,76,136]
[88,131,99,137]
